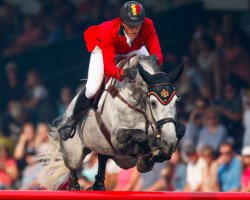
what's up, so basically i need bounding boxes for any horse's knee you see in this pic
[116,129,133,143]
[130,130,147,144]
[115,128,148,155]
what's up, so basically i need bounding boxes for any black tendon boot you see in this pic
[58,88,90,141]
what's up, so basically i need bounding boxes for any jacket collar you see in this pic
[118,24,125,36]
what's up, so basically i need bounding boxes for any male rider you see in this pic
[58,1,163,141]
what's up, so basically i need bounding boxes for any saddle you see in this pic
[92,54,137,110]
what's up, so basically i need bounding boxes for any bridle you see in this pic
[145,82,178,142]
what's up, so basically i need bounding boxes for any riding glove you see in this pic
[148,54,158,64]
[120,68,138,79]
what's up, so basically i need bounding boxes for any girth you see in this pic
[95,111,119,154]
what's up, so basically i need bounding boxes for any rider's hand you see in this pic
[120,68,137,79]
[148,54,158,64]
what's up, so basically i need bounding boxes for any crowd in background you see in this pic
[0,0,195,56]
[0,0,250,192]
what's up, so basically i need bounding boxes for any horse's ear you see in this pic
[168,62,184,83]
[137,63,152,84]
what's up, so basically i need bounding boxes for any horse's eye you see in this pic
[151,100,157,108]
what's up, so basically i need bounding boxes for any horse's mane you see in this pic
[117,55,157,74]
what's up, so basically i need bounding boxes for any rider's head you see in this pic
[120,1,145,40]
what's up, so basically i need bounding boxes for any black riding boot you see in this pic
[58,88,90,141]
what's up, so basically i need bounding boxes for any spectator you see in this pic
[4,62,24,103]
[197,107,227,153]
[139,162,166,191]
[57,86,73,116]
[0,62,24,113]
[0,2,20,55]
[19,149,41,190]
[217,143,242,191]
[218,82,243,151]
[34,123,49,155]
[196,35,216,81]
[200,146,219,191]
[243,90,250,147]
[221,35,250,87]
[184,145,205,192]
[181,98,206,149]
[0,100,30,140]
[113,167,140,191]
[178,55,202,95]
[0,144,19,189]
[241,146,250,192]
[206,17,220,38]
[169,148,186,191]
[14,122,36,172]
[3,17,45,55]
[199,84,215,106]
[160,162,175,191]
[23,70,55,122]
[45,18,64,44]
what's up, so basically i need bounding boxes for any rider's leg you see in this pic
[58,48,104,141]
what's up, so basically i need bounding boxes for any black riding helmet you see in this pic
[120,1,145,26]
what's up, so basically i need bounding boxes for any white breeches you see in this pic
[85,46,149,98]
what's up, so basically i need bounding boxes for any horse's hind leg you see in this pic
[60,128,91,191]
[68,170,80,190]
[87,154,109,191]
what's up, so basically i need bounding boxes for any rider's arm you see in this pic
[102,33,123,80]
[144,18,163,65]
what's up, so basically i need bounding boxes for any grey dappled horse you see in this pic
[38,55,184,190]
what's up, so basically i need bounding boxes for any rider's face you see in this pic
[122,22,142,40]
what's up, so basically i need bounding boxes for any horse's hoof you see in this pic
[67,183,81,191]
[137,156,154,173]
[87,184,105,191]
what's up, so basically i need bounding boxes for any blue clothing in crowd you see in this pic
[173,162,186,191]
[218,157,242,191]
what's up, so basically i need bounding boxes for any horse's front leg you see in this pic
[115,128,155,173]
[87,154,108,191]
[116,128,149,156]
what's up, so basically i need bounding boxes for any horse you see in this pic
[38,55,185,190]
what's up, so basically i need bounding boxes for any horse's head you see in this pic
[138,62,184,160]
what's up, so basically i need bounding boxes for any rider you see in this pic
[58,1,163,141]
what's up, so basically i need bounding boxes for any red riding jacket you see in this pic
[84,17,163,80]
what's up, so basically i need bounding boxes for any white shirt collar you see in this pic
[124,30,134,47]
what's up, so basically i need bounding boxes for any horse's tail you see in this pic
[37,121,70,190]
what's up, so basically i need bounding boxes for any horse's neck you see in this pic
[98,78,146,130]
[114,78,147,108]
[95,56,154,130]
